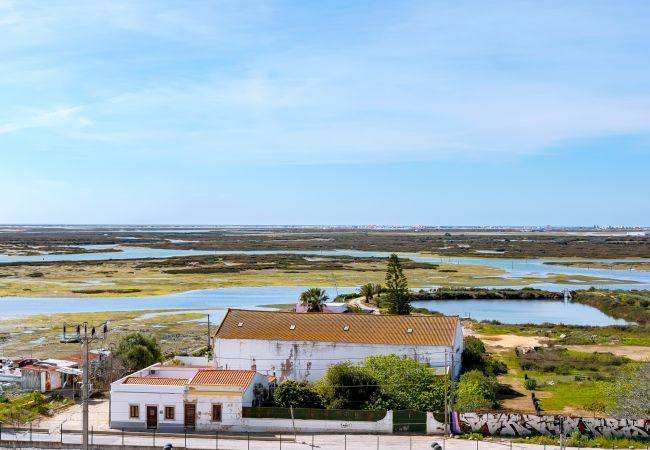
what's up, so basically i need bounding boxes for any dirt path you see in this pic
[349,296,380,313]
[565,345,650,361]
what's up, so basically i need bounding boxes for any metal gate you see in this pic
[393,409,427,433]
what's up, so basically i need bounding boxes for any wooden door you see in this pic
[184,403,196,429]
[146,406,158,429]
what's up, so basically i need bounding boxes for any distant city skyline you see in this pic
[2,1,649,225]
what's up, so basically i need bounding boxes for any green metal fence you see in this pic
[242,407,387,422]
[392,409,427,433]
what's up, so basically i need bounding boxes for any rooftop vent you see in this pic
[406,328,413,333]
[237,322,243,327]
[289,324,296,330]
[343,325,350,331]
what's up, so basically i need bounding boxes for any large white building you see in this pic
[110,363,269,431]
[212,309,463,382]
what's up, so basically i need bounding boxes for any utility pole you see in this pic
[444,350,448,435]
[63,321,108,450]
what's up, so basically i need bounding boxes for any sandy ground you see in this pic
[565,345,650,361]
[37,398,110,432]
[349,296,380,312]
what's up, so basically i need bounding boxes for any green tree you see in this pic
[115,332,162,371]
[318,362,379,410]
[362,354,445,411]
[454,370,499,412]
[359,283,374,303]
[461,336,507,376]
[384,254,411,315]
[299,288,329,312]
[273,379,322,408]
[606,361,650,418]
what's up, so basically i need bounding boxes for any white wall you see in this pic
[215,338,462,382]
[110,384,186,431]
[239,411,393,434]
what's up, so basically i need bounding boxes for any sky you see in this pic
[1,1,649,226]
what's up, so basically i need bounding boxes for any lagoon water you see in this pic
[412,298,629,326]
[0,246,646,325]
[0,285,628,326]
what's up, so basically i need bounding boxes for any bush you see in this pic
[455,370,499,411]
[273,380,322,408]
[524,379,537,390]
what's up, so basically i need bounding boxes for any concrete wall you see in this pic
[239,411,393,433]
[215,337,462,382]
[460,413,650,438]
[427,412,446,435]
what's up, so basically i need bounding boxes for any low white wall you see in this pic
[427,412,446,435]
[238,411,393,433]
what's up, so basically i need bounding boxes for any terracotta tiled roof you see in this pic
[214,309,459,346]
[22,364,57,372]
[189,370,256,389]
[123,377,188,386]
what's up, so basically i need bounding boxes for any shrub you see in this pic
[273,380,322,408]
[524,379,537,390]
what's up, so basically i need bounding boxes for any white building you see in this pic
[212,309,463,382]
[110,364,269,431]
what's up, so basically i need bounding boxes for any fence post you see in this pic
[153,428,156,447]
[248,431,250,450]
[122,427,124,448]
[345,434,347,450]
[91,425,94,445]
[280,432,282,450]
[476,438,479,450]
[410,434,412,450]
[30,422,32,442]
[216,430,219,450]
[185,428,187,449]
[61,423,63,444]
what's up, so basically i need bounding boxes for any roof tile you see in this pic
[214,309,458,346]
[123,377,188,386]
[189,370,256,389]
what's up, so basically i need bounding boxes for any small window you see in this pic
[211,404,222,422]
[343,325,350,331]
[164,406,175,420]
[237,322,243,327]
[129,404,139,419]
[406,328,413,333]
[289,324,296,330]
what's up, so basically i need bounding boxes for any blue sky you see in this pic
[1,0,649,226]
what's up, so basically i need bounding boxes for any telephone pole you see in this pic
[63,321,108,450]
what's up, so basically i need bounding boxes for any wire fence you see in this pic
[0,425,648,450]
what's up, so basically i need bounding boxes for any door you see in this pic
[146,406,158,429]
[184,403,196,430]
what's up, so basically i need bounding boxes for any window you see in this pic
[211,404,222,422]
[129,405,139,419]
[164,406,175,420]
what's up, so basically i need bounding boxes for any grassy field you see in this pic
[0,308,219,359]
[0,253,632,298]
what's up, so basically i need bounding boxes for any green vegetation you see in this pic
[473,321,650,346]
[517,347,629,374]
[412,287,563,300]
[572,289,650,326]
[455,370,499,411]
[115,332,162,371]
[273,380,322,408]
[384,254,411,315]
[0,391,71,424]
[546,260,650,272]
[605,361,650,418]
[511,434,650,449]
[272,354,445,412]
[462,336,507,376]
[299,287,329,312]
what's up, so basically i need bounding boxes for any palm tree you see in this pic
[359,283,374,303]
[299,288,329,312]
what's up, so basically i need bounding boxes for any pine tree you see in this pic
[384,253,411,314]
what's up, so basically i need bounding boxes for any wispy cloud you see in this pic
[2,0,650,164]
